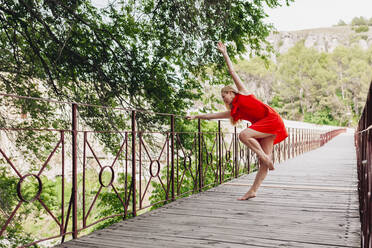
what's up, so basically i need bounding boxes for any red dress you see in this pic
[231,94,288,145]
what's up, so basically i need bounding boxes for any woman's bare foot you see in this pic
[260,154,274,170]
[237,191,256,200]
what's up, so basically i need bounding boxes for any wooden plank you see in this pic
[79,230,357,248]
[224,182,357,191]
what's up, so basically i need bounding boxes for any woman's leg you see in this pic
[238,128,274,170]
[238,135,275,200]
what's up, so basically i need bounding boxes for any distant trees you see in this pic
[235,42,372,126]
[335,16,372,28]
[351,16,369,26]
[354,25,369,33]
[336,19,347,26]
[351,16,370,32]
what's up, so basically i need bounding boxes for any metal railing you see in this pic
[356,81,372,248]
[0,94,345,247]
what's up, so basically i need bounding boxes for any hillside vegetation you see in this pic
[233,32,372,127]
[201,24,372,127]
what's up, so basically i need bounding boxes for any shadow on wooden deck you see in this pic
[55,133,360,248]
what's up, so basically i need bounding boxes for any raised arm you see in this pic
[217,42,248,94]
[186,111,230,120]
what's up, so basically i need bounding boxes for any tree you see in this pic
[273,42,338,123]
[235,41,372,126]
[354,25,369,33]
[0,0,293,150]
[336,19,347,26]
[351,16,368,26]
[330,46,372,121]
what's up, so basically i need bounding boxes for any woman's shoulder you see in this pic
[233,92,253,106]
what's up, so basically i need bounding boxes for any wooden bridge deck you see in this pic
[56,134,360,248]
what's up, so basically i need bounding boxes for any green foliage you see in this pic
[336,19,347,26]
[236,42,372,126]
[92,173,134,231]
[303,107,338,126]
[351,16,368,26]
[353,25,369,33]
[0,168,35,248]
[278,39,284,47]
[361,35,369,40]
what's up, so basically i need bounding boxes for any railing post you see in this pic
[83,131,87,228]
[171,115,175,201]
[293,128,296,156]
[292,128,295,158]
[283,131,287,161]
[131,110,137,216]
[301,129,304,154]
[296,129,299,155]
[297,129,300,155]
[218,120,222,184]
[288,128,291,159]
[198,119,202,192]
[246,147,250,173]
[234,126,238,178]
[307,129,310,152]
[71,103,78,239]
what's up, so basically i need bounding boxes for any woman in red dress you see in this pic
[186,42,288,200]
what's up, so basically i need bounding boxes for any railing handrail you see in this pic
[355,80,372,248]
[357,125,372,133]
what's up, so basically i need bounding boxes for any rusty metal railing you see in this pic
[355,81,372,248]
[0,94,346,247]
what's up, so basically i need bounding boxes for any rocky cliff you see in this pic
[268,25,372,54]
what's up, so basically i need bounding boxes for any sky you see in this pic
[264,0,372,31]
[92,0,372,32]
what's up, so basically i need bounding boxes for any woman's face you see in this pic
[221,91,235,105]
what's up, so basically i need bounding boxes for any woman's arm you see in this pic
[217,42,249,95]
[186,111,231,120]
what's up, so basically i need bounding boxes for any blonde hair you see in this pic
[221,85,239,125]
[221,85,238,95]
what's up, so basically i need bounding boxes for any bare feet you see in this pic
[260,154,274,170]
[237,191,256,200]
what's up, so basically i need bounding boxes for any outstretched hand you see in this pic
[217,41,227,55]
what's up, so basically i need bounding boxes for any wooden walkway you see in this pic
[56,133,360,248]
